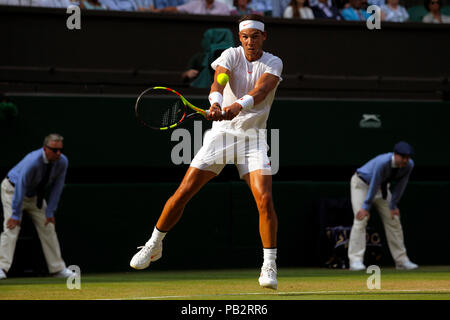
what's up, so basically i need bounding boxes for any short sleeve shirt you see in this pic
[210,46,283,133]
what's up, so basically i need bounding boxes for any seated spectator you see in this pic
[81,0,107,9]
[367,0,384,6]
[283,0,314,19]
[32,0,73,7]
[0,0,30,5]
[153,0,230,15]
[134,0,156,11]
[1,0,78,6]
[231,0,263,15]
[153,0,185,9]
[361,0,368,10]
[99,0,138,10]
[187,28,235,88]
[311,0,343,19]
[271,0,289,17]
[309,0,345,10]
[422,0,450,23]
[181,52,204,83]
[341,0,370,20]
[308,0,322,7]
[216,0,233,9]
[380,0,408,22]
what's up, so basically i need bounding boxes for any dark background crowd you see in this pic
[1,0,450,23]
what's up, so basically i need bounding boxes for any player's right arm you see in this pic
[207,66,230,121]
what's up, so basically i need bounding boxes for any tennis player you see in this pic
[130,14,283,290]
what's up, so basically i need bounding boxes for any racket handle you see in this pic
[205,110,226,116]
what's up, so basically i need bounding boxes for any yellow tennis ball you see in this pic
[217,73,229,86]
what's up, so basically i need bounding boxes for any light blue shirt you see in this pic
[248,0,271,11]
[134,0,153,8]
[270,0,288,17]
[34,0,73,7]
[83,0,107,9]
[367,0,385,7]
[153,0,184,8]
[7,148,68,220]
[356,152,414,211]
[380,4,409,22]
[341,7,371,21]
[0,0,32,5]
[99,0,138,10]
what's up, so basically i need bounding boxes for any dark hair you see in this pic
[289,0,310,18]
[238,14,265,24]
[424,0,441,10]
[233,0,252,7]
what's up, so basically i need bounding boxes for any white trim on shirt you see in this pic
[42,149,49,164]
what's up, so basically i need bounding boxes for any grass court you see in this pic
[1,266,449,300]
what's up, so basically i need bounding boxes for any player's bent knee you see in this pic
[259,192,272,204]
[257,193,274,212]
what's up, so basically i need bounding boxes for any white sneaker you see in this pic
[349,261,366,271]
[53,268,75,278]
[130,241,162,270]
[258,263,277,290]
[396,260,419,270]
[0,269,6,280]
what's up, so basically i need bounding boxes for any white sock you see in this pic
[263,248,277,266]
[146,226,167,245]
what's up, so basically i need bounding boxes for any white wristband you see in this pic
[235,94,254,110]
[208,91,223,108]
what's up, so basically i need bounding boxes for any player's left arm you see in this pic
[222,73,280,121]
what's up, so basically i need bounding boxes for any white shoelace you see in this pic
[136,242,160,254]
[136,245,151,257]
[261,265,277,278]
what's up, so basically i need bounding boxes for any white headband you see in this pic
[239,20,265,32]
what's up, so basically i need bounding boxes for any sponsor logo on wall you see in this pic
[360,114,382,128]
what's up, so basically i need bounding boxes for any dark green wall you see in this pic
[49,181,450,273]
[2,95,449,272]
[2,95,450,169]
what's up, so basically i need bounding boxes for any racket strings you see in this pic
[136,89,186,129]
[161,101,184,126]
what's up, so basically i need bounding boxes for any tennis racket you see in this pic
[135,86,225,131]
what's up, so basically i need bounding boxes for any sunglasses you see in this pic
[46,146,63,153]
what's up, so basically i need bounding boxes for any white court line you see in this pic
[96,288,450,300]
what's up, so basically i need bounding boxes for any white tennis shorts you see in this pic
[190,129,272,178]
